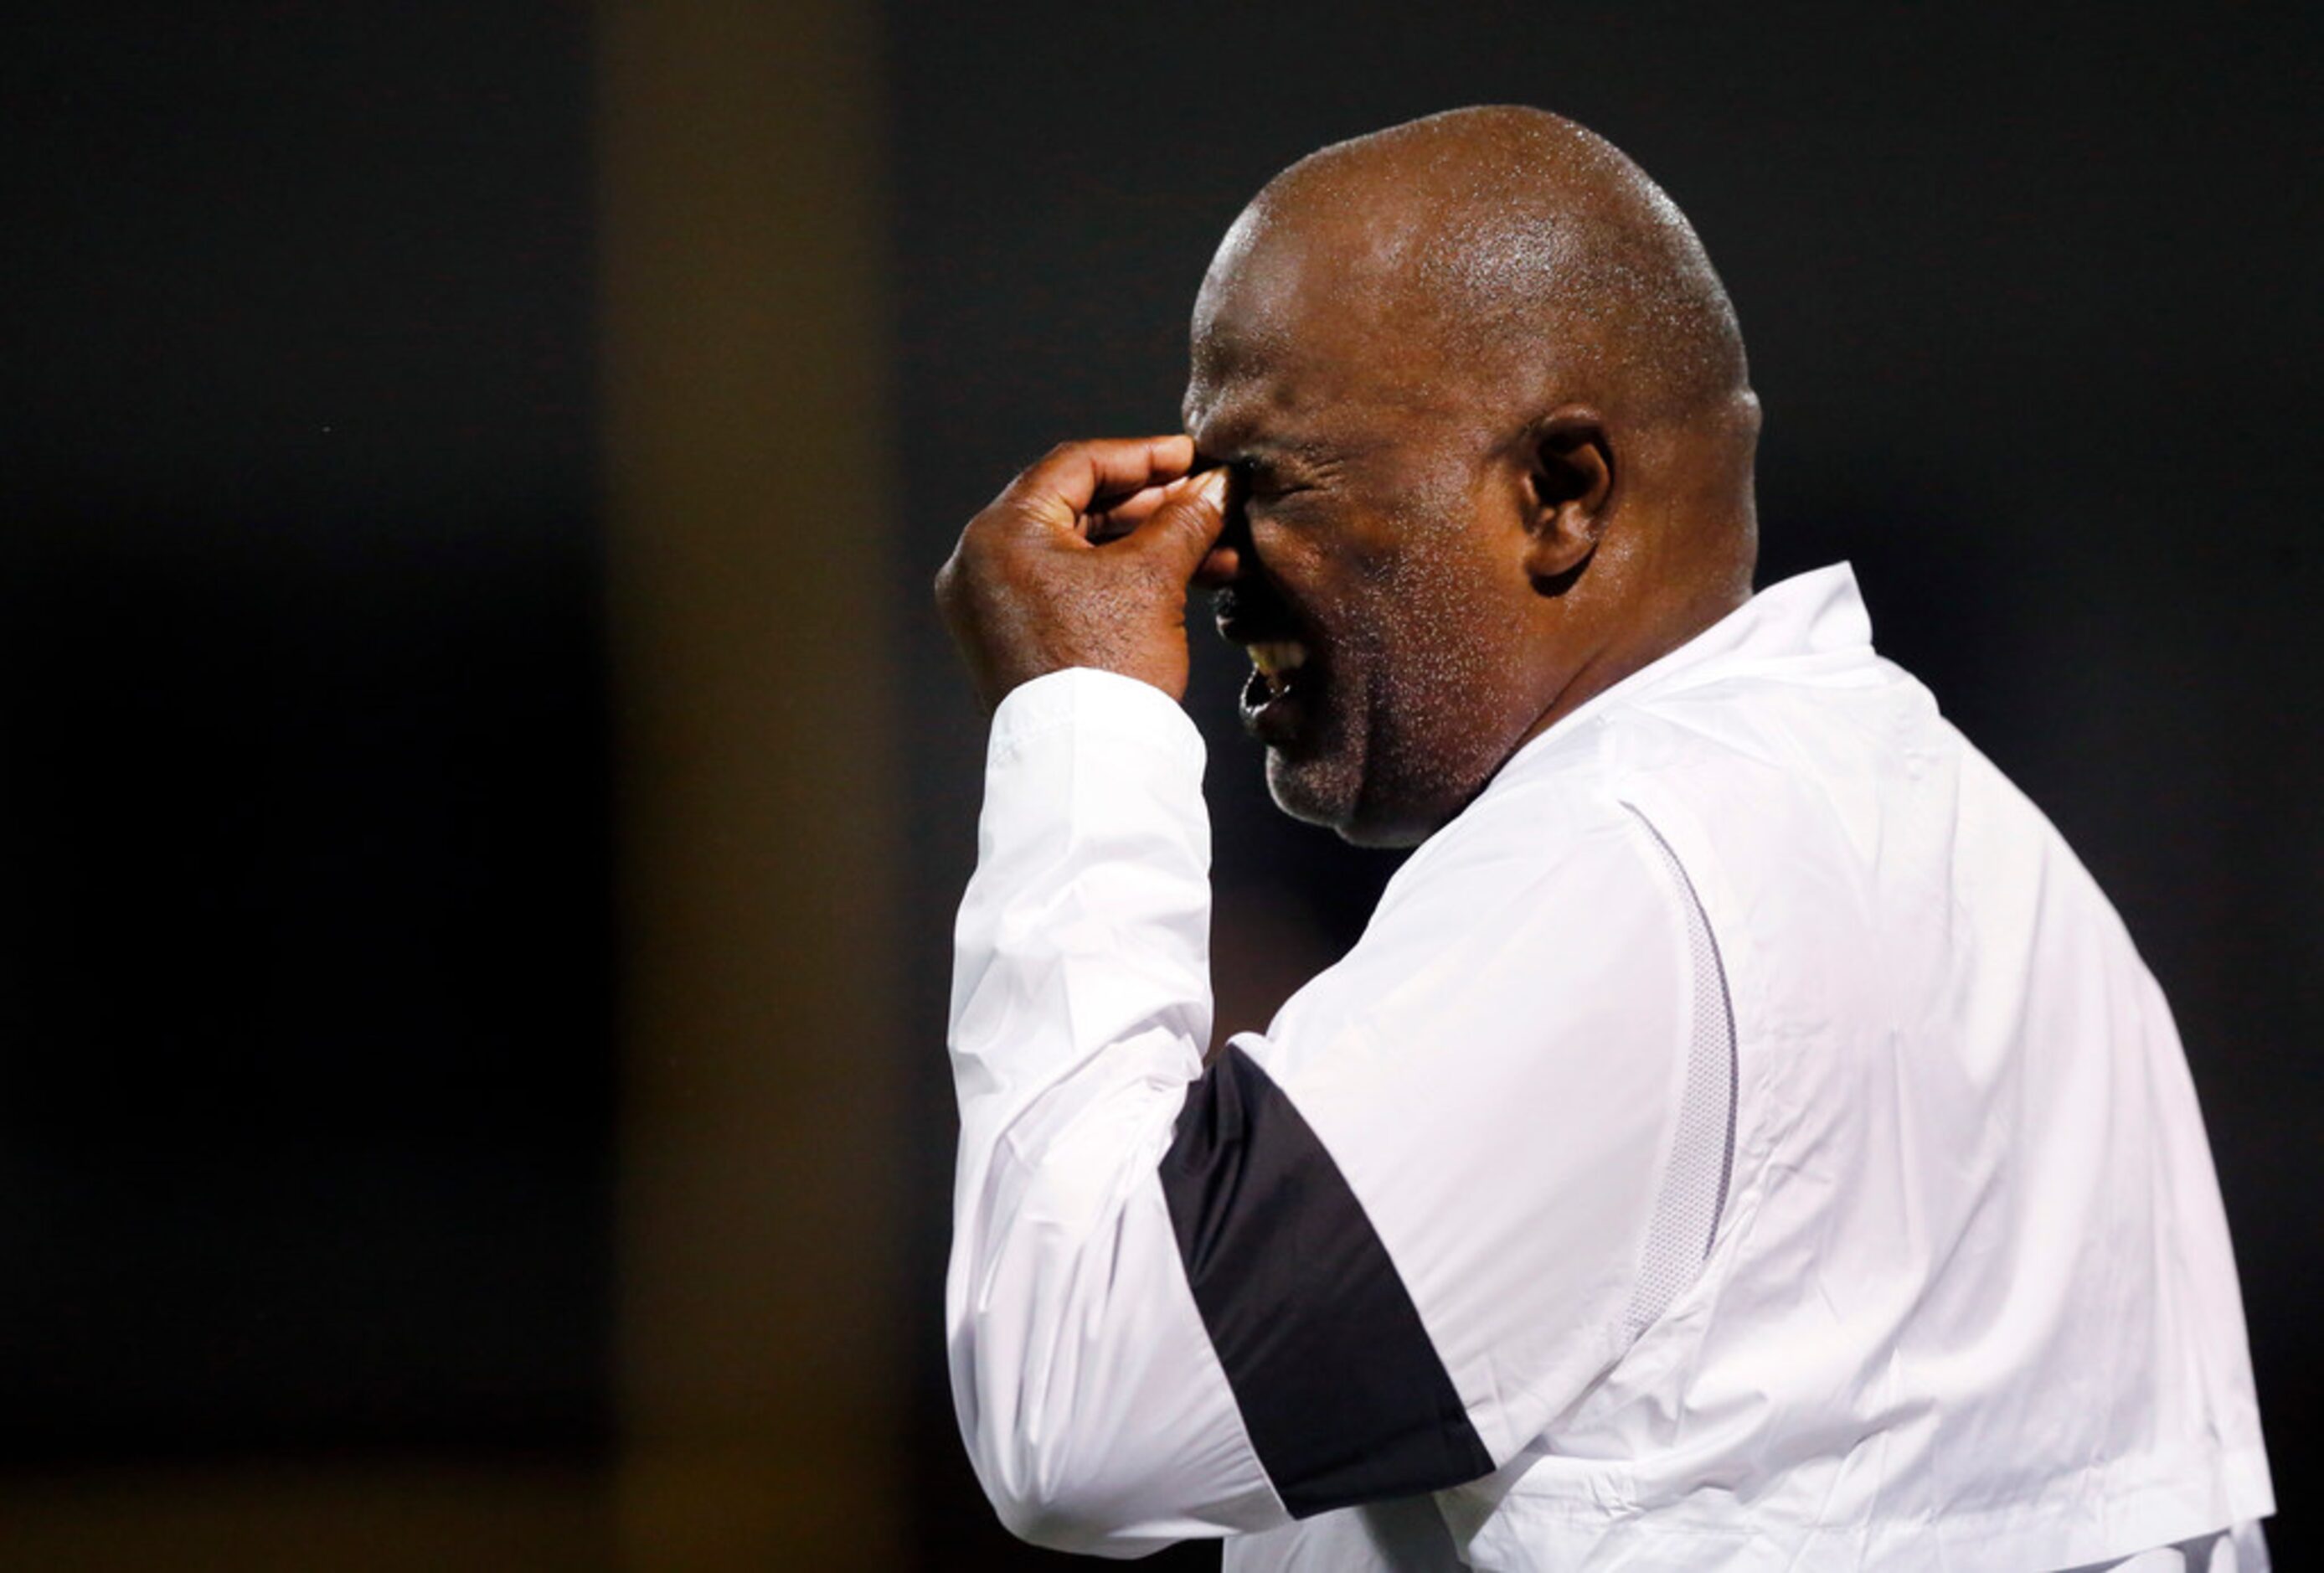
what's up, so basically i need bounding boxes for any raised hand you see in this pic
[935,435,1231,710]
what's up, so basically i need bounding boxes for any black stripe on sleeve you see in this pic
[1158,1044,1494,1518]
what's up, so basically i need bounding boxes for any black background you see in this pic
[1,1,2315,1567]
[0,1,612,1469]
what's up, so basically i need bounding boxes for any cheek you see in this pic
[1248,508,1365,598]
[1364,516,1509,662]
[1367,569,1492,712]
[1353,544,1533,769]
[1286,469,1516,709]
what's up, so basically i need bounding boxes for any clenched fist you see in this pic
[935,435,1234,710]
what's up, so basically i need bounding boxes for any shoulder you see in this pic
[1254,753,1695,1090]
[1372,755,1680,960]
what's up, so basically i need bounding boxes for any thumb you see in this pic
[1131,467,1230,578]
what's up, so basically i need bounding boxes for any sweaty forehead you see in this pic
[1184,102,1757,449]
[1184,199,1487,451]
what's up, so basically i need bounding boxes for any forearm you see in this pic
[945,668,1282,1553]
[948,667,1212,1177]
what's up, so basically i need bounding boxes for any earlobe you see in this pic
[1523,410,1613,591]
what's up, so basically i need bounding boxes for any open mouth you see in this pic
[1216,579,1320,745]
[1238,637,1316,742]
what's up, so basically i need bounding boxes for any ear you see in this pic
[1521,409,1614,591]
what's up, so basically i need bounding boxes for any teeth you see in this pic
[1247,641,1308,678]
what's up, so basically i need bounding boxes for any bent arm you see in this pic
[946,668,1281,1555]
[945,668,1699,1555]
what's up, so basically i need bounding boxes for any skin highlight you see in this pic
[938,105,1763,847]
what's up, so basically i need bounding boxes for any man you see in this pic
[933,107,2272,1570]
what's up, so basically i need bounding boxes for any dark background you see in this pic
[0,0,612,1467]
[0,1,2313,1567]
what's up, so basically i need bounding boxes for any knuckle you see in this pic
[937,521,1007,598]
[956,510,1007,557]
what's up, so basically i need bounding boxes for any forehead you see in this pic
[1183,206,1473,457]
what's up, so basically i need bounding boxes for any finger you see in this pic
[1086,469,1200,544]
[1009,436,1196,527]
[1127,467,1229,578]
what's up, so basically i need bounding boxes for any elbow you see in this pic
[975,1451,1160,1559]
[989,1488,1116,1558]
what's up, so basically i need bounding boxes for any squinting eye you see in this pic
[1243,469,1311,504]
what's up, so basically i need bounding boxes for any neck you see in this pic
[1512,575,1749,751]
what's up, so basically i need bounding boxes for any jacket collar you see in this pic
[1493,562,1874,781]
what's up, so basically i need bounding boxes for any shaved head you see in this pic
[1203,106,1752,436]
[1186,106,1761,845]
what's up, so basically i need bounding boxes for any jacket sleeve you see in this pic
[945,668,1703,1556]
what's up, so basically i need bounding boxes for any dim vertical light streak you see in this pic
[597,2,903,1567]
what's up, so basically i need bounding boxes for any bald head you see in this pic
[1199,106,1753,437]
[1185,107,1761,845]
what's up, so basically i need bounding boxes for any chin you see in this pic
[1263,750,1355,836]
[1264,750,1444,849]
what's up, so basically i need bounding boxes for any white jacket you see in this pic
[944,565,2272,1570]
